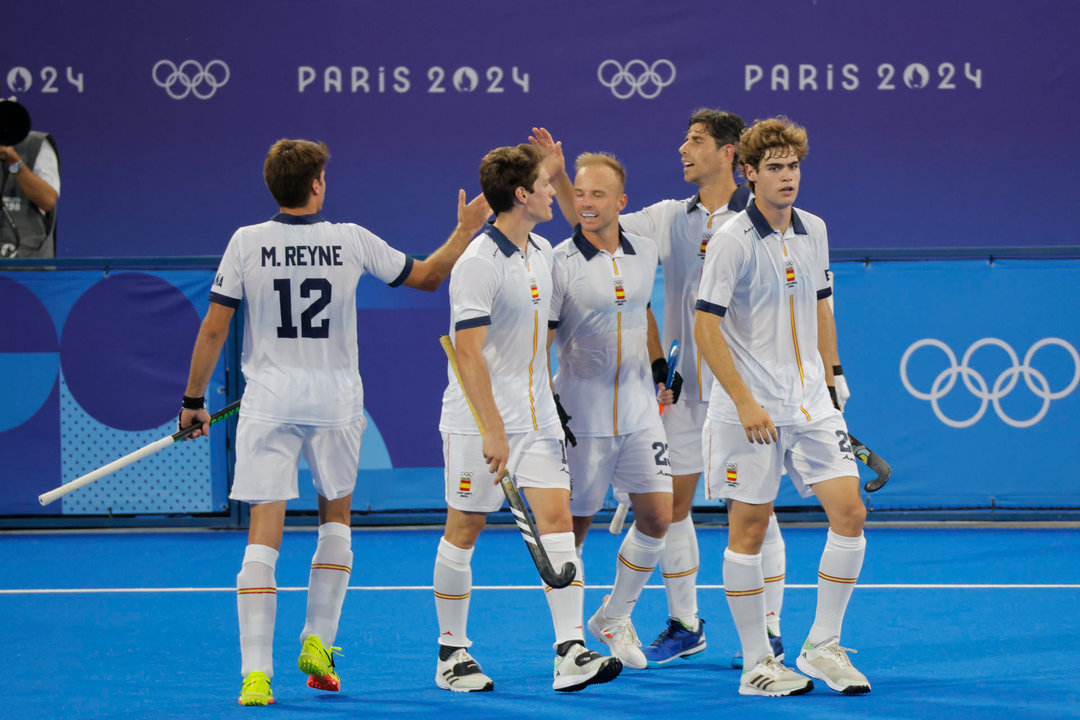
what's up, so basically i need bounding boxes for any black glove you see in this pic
[651,358,683,404]
[178,395,205,433]
[553,393,577,447]
[828,384,840,410]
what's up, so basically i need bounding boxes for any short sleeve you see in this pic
[350,225,411,286]
[209,230,244,308]
[450,253,500,332]
[695,230,748,316]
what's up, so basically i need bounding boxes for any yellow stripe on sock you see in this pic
[661,566,698,579]
[237,587,277,595]
[311,563,352,573]
[617,554,656,573]
[818,571,858,584]
[725,586,765,598]
[764,574,786,583]
[544,579,585,593]
[433,591,470,600]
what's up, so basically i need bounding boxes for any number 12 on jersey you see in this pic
[273,277,332,338]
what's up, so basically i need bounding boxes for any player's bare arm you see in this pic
[180,302,235,438]
[693,308,777,445]
[0,146,58,211]
[528,127,576,229]
[817,296,840,386]
[402,190,491,291]
[454,324,510,479]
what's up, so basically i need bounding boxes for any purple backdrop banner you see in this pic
[5,0,1078,257]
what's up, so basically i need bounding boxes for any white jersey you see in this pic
[549,227,661,437]
[696,202,836,426]
[439,224,560,435]
[210,213,410,425]
[620,186,751,404]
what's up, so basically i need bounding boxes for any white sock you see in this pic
[434,537,474,648]
[605,524,664,619]
[723,548,770,669]
[660,516,700,627]
[238,544,279,678]
[541,532,584,646]
[762,513,785,637]
[300,522,353,647]
[807,529,866,648]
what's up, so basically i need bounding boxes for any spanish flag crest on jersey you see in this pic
[613,277,626,305]
[529,274,540,304]
[785,260,796,288]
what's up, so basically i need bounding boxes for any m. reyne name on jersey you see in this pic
[261,245,345,267]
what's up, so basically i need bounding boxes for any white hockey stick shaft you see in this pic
[37,436,173,505]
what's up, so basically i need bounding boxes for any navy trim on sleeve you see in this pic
[817,286,833,301]
[548,320,559,330]
[455,316,492,331]
[389,255,414,287]
[695,299,727,317]
[209,291,240,309]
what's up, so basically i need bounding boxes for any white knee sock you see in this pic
[434,537,474,648]
[660,516,699,627]
[807,529,866,648]
[761,513,786,637]
[723,548,770,669]
[238,544,279,678]
[301,522,353,647]
[604,524,664,619]
[541,531,584,646]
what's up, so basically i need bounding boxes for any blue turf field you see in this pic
[2,526,1078,719]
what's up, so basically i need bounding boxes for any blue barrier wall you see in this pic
[5,0,1079,258]
[3,255,1078,518]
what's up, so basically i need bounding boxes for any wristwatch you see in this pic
[6,160,22,175]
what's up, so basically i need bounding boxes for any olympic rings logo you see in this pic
[900,338,1080,428]
[597,59,676,100]
[152,60,230,100]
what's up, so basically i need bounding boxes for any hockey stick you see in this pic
[848,432,892,492]
[37,400,241,506]
[610,339,680,534]
[439,335,576,589]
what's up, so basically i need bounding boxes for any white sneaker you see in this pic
[587,599,647,669]
[796,641,871,694]
[552,642,623,692]
[435,648,494,692]
[739,655,814,697]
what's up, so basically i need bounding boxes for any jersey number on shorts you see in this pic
[652,441,670,467]
[273,278,332,339]
[835,430,852,454]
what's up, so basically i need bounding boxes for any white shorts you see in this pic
[443,424,570,513]
[231,415,365,503]
[702,412,858,504]
[568,427,673,517]
[662,397,708,476]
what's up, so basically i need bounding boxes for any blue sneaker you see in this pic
[642,618,706,667]
[731,629,784,669]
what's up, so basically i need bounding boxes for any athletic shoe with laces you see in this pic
[642,617,706,667]
[739,655,814,697]
[795,641,871,694]
[298,635,342,692]
[435,648,494,692]
[552,642,623,692]
[587,598,647,669]
[238,671,274,706]
[732,627,784,669]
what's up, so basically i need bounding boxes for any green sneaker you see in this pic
[238,671,274,706]
[298,635,342,692]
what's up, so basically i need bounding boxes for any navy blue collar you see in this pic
[687,183,752,214]
[272,212,325,225]
[570,224,637,260]
[486,223,539,257]
[746,201,807,239]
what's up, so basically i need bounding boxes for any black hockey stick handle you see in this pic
[38,400,241,505]
[439,335,577,588]
[848,432,892,492]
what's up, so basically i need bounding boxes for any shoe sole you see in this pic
[795,656,871,695]
[238,694,274,706]
[737,680,814,697]
[644,640,707,668]
[553,657,623,692]
[307,673,340,692]
[434,673,494,692]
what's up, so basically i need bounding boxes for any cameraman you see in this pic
[1,124,59,258]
